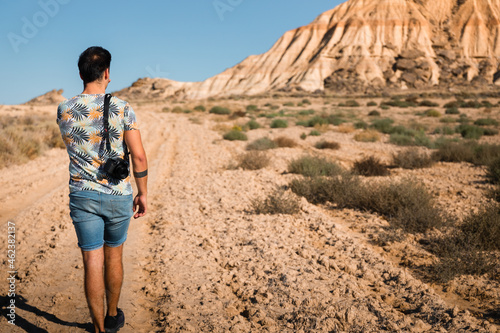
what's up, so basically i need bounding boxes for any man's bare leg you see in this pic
[82,248,105,333]
[104,244,124,317]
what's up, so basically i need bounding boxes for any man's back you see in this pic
[57,94,138,195]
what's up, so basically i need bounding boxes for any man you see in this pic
[57,46,148,333]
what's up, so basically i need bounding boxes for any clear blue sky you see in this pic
[0,1,341,105]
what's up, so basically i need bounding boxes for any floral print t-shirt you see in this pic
[57,94,139,195]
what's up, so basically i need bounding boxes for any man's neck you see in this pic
[82,82,106,95]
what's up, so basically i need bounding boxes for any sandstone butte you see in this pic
[31,0,500,104]
[114,0,500,100]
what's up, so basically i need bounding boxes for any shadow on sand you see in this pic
[1,294,92,332]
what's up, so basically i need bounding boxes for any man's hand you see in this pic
[133,194,147,219]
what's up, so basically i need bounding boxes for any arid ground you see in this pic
[0,96,499,332]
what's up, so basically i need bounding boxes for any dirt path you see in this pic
[1,109,498,332]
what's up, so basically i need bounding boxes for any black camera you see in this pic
[103,157,129,180]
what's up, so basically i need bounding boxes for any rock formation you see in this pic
[115,0,500,100]
[26,89,66,105]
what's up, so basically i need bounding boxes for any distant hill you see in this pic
[115,0,500,100]
[26,89,66,105]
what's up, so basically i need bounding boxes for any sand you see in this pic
[0,102,499,332]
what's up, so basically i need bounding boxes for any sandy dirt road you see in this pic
[0,107,498,332]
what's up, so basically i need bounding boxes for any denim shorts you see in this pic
[69,190,133,251]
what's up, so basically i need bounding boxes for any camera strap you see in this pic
[103,94,130,159]
[103,93,112,153]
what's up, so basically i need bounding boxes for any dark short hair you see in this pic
[78,46,112,84]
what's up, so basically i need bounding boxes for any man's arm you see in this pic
[124,130,148,219]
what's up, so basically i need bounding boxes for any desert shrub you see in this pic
[246,119,261,130]
[288,156,343,177]
[432,142,500,165]
[481,100,494,108]
[367,101,378,107]
[231,111,247,118]
[425,109,441,117]
[326,115,346,126]
[309,130,321,136]
[354,130,380,142]
[290,174,361,205]
[445,107,460,115]
[315,140,340,150]
[307,116,328,127]
[210,106,231,115]
[265,113,280,119]
[246,104,258,112]
[354,121,368,129]
[419,100,439,107]
[428,237,496,282]
[302,99,311,105]
[298,109,315,116]
[246,137,277,151]
[381,99,416,108]
[462,100,483,108]
[460,204,500,251]
[440,116,456,123]
[371,118,395,134]
[380,105,390,110]
[483,128,499,136]
[194,105,206,112]
[432,141,475,163]
[429,203,500,280]
[344,100,360,107]
[223,130,248,141]
[290,176,442,233]
[352,156,390,176]
[237,151,270,170]
[444,100,460,109]
[270,119,288,128]
[391,125,417,136]
[368,110,381,116]
[265,104,279,110]
[251,188,301,215]
[389,133,415,146]
[283,102,295,107]
[274,136,297,148]
[432,126,455,135]
[171,106,184,113]
[474,118,499,126]
[300,133,307,140]
[488,157,500,184]
[393,148,434,169]
[390,132,433,148]
[408,121,428,132]
[372,178,443,232]
[456,124,484,139]
[457,114,470,124]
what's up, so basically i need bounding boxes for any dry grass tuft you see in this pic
[274,136,298,148]
[352,156,390,176]
[0,115,65,169]
[354,130,381,142]
[314,140,340,150]
[251,188,301,215]
[392,148,435,169]
[237,151,270,170]
[336,124,355,133]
